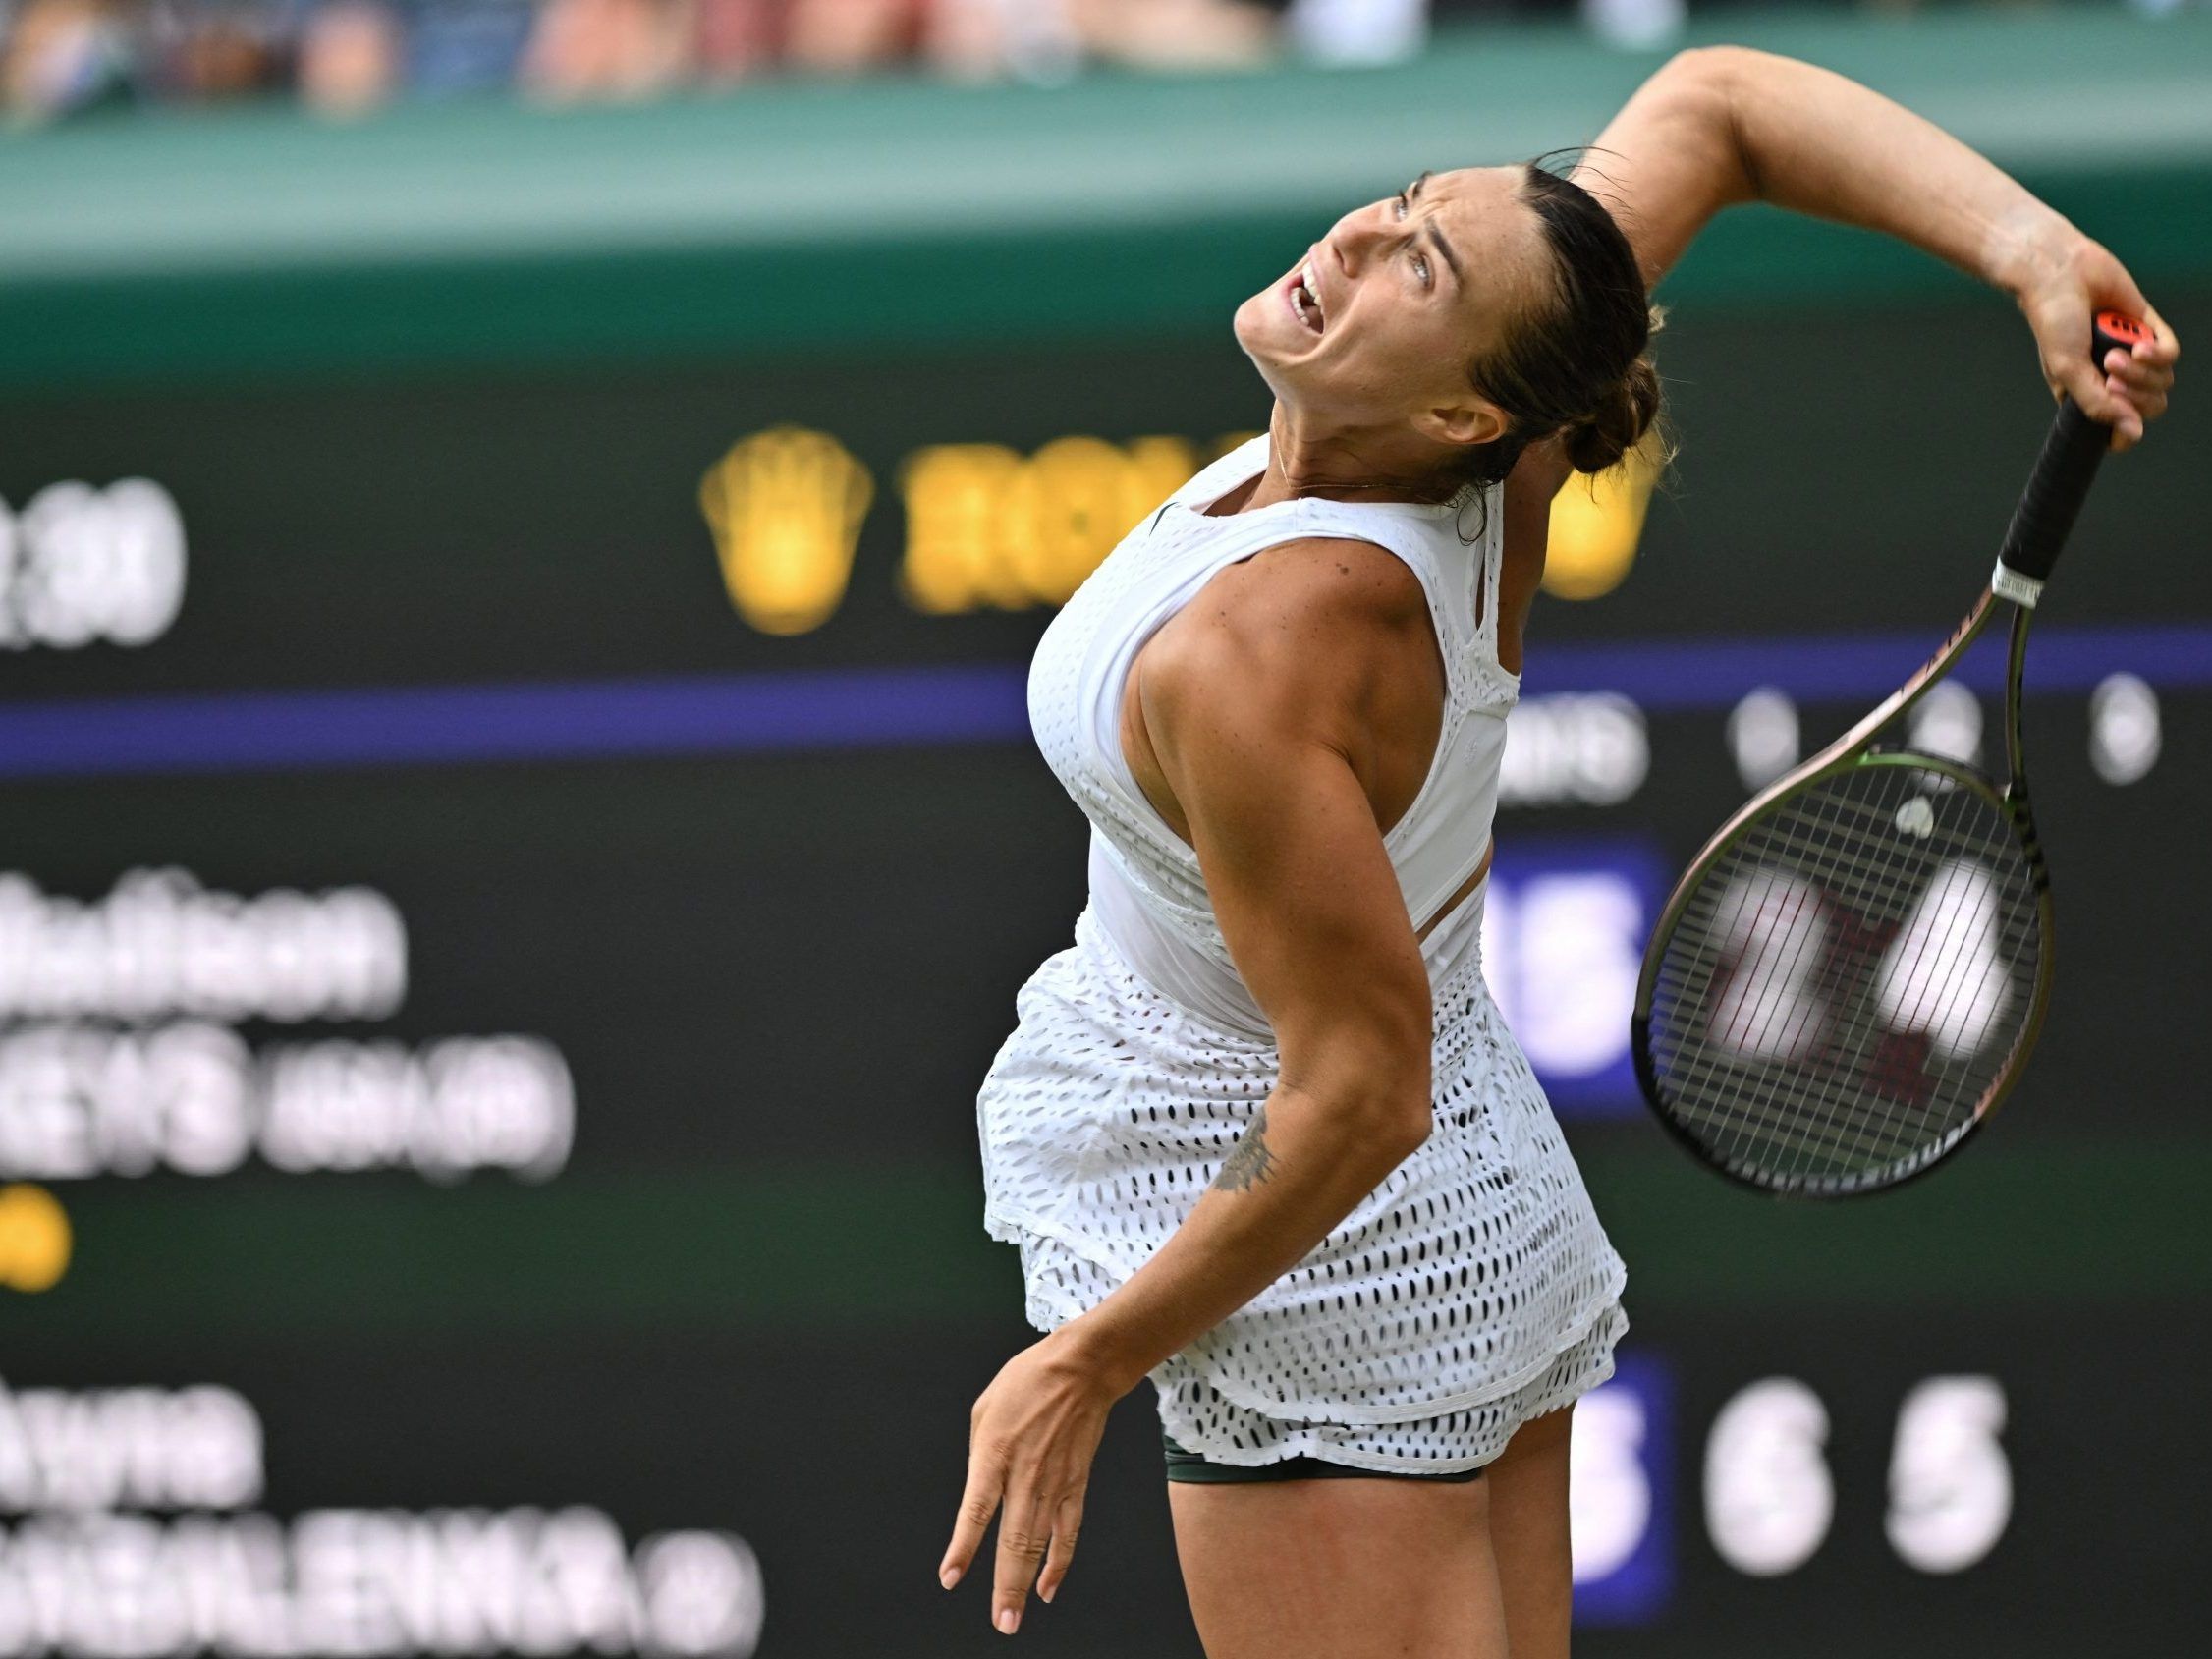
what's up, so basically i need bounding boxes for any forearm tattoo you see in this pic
[1212,1106,1277,1192]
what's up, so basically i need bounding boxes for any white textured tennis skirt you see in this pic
[978,905,1628,1474]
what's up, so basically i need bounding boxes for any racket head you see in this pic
[1632,748,2054,1198]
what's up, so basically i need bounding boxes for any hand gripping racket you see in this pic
[1631,312,2152,1197]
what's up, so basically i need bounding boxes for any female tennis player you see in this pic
[944,45,2176,1657]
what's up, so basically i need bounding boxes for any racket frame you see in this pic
[1630,587,2057,1197]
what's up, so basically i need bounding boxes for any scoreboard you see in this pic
[2,292,2208,1659]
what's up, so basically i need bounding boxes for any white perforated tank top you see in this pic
[1027,433,1520,1035]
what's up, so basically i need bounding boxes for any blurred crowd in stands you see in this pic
[0,0,2191,124]
[0,0,1698,122]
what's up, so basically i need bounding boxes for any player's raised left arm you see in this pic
[1573,47,2177,448]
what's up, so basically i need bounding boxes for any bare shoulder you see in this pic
[1139,536,1431,735]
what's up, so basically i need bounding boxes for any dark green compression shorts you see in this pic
[1162,1433,1483,1484]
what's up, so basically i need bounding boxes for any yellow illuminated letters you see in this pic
[899,444,1032,613]
[1542,433,1662,601]
[699,426,875,636]
[901,434,1197,614]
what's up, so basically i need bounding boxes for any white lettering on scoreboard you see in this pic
[0,1511,763,1659]
[1704,1374,2012,1577]
[1487,870,1646,1081]
[1727,687,1801,790]
[0,1025,573,1182]
[0,870,574,1184]
[1562,1355,1670,1625]
[1569,1384,1653,1583]
[2088,672,2161,785]
[1704,1377,1836,1576]
[0,870,403,1025]
[0,1379,260,1514]
[0,1380,764,1659]
[1481,841,1665,1114]
[0,481,186,651]
[1885,1376,2012,1574]
[1562,1357,2015,1628]
[1501,692,1649,807]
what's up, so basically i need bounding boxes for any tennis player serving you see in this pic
[946,45,2177,1658]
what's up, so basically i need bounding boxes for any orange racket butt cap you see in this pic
[2096,310,2155,348]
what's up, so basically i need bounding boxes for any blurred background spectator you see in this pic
[0,0,2196,125]
[2,0,140,121]
[296,1,403,114]
[522,0,687,101]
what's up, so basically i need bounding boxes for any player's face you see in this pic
[1234,166,1544,456]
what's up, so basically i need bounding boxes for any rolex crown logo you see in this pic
[699,426,874,636]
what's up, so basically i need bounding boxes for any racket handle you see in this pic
[1991,310,2152,607]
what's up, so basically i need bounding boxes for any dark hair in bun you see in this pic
[1452,156,1671,489]
[1562,354,1664,475]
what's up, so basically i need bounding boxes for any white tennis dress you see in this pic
[976,435,1627,1473]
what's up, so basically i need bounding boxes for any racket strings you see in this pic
[1668,783,2033,1181]
[1741,786,1986,1161]
[1645,759,2044,1193]
[1667,836,2008,1178]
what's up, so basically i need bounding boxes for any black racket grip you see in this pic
[1993,310,2150,603]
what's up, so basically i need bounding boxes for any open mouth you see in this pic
[1286,261,1325,335]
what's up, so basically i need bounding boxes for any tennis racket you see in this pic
[1631,311,2151,1197]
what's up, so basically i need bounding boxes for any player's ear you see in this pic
[1418,396,1509,452]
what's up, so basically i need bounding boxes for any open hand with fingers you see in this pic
[941,1324,1132,1635]
[2013,227,2181,449]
